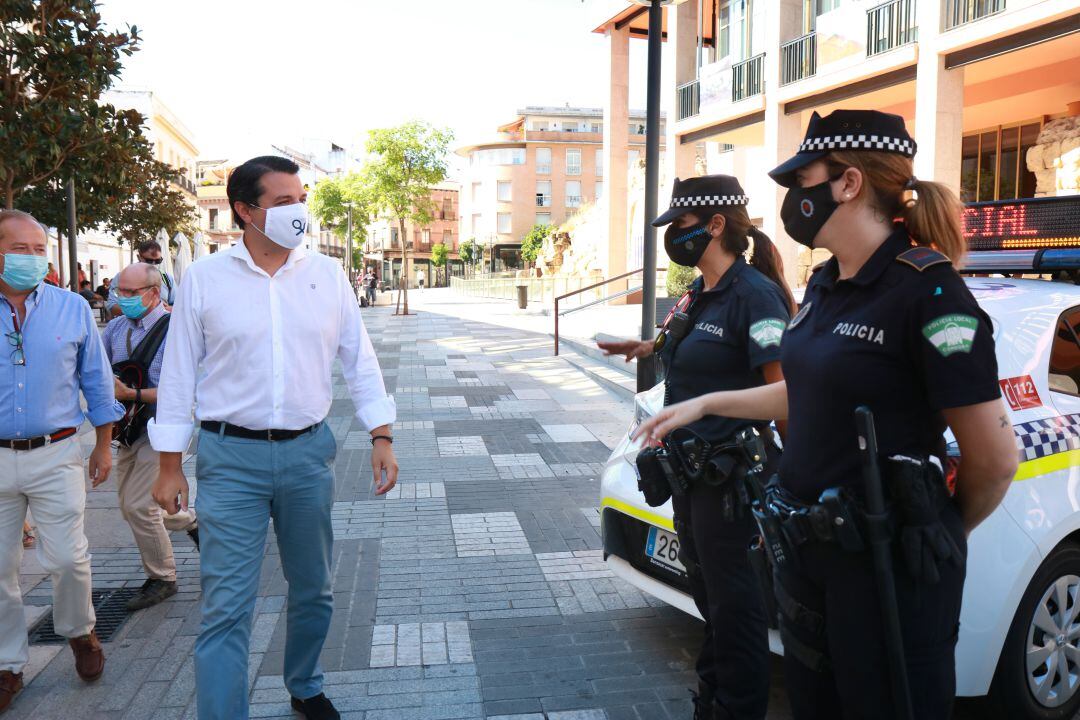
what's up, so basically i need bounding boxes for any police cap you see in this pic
[652,175,749,227]
[768,109,917,188]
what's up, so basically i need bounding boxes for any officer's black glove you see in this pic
[886,456,963,584]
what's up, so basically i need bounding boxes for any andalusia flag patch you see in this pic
[922,314,978,356]
[749,318,787,348]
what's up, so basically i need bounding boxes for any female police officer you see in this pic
[599,175,794,720]
[632,111,1018,720]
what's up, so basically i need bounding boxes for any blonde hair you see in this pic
[826,151,966,264]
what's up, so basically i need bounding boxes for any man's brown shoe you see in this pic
[69,631,105,681]
[0,670,23,711]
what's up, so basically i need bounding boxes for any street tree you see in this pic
[521,223,552,267]
[363,120,453,315]
[458,238,476,277]
[430,242,448,287]
[0,0,140,208]
[309,172,372,261]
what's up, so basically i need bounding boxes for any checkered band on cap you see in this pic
[670,194,749,208]
[799,134,915,157]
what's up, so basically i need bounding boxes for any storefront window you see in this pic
[959,121,1041,202]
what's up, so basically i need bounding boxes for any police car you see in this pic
[599,196,1080,718]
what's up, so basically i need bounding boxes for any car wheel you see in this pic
[989,543,1080,719]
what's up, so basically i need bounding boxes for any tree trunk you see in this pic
[398,218,410,315]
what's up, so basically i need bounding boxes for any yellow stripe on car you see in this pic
[601,497,676,531]
[1014,448,1080,482]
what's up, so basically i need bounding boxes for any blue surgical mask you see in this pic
[1,254,48,291]
[116,293,149,320]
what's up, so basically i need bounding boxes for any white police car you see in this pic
[599,197,1080,718]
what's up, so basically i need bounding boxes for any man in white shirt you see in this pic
[149,155,398,720]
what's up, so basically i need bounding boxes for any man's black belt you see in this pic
[200,421,319,442]
[0,427,77,451]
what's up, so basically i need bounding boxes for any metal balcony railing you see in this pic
[566,165,582,176]
[566,195,582,208]
[677,79,701,120]
[732,54,765,102]
[867,0,918,56]
[536,164,551,174]
[944,0,1005,28]
[780,33,817,86]
[535,194,552,207]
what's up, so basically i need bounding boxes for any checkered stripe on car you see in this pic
[1014,414,1080,462]
[670,195,749,207]
[799,134,915,156]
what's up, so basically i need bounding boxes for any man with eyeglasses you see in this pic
[150,156,398,720]
[0,210,123,711]
[101,262,198,613]
[106,240,176,317]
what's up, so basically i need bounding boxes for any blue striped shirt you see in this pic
[0,284,124,439]
[101,303,169,387]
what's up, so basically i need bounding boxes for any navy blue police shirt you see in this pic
[779,226,1001,502]
[662,256,791,443]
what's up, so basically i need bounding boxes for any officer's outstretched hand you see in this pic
[597,339,653,363]
[632,397,708,446]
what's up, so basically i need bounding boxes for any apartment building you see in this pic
[592,0,1080,285]
[364,183,462,289]
[456,106,663,273]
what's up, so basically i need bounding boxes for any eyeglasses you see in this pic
[6,331,24,366]
[115,286,154,298]
[141,257,163,265]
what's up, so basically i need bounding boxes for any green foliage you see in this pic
[309,172,371,247]
[362,121,453,227]
[430,242,448,268]
[520,223,552,265]
[666,262,696,297]
[458,238,476,265]
[0,0,139,208]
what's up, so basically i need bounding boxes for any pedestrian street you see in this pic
[11,304,791,720]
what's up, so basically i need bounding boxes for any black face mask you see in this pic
[780,178,841,248]
[664,220,712,267]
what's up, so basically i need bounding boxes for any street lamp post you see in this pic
[344,201,354,289]
[629,0,689,392]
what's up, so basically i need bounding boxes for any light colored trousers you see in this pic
[115,434,196,581]
[194,423,336,720]
[0,439,95,673]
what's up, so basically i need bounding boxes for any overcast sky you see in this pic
[99,0,649,167]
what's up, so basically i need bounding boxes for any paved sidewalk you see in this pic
[12,303,795,720]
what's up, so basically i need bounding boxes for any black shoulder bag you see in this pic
[112,314,171,447]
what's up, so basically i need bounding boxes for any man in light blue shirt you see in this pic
[0,210,124,712]
[105,240,176,316]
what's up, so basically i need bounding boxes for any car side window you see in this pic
[1049,307,1080,397]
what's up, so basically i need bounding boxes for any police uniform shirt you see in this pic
[778,226,1001,502]
[663,256,791,442]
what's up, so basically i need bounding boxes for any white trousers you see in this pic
[0,439,95,673]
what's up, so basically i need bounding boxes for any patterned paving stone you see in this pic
[451,512,531,557]
[541,425,598,443]
[438,435,489,456]
[331,499,453,541]
[369,621,474,667]
[383,482,446,500]
[535,552,663,615]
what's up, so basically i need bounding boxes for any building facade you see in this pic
[592,0,1080,286]
[364,183,462,289]
[456,106,663,273]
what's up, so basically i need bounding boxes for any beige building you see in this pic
[592,0,1080,286]
[456,106,663,273]
[364,183,462,288]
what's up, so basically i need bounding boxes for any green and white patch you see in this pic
[749,318,787,349]
[922,314,978,356]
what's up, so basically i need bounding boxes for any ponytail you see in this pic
[828,151,966,264]
[709,204,798,314]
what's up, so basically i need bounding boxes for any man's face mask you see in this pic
[780,173,844,249]
[663,218,713,267]
[250,202,308,250]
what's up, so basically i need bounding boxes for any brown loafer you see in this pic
[69,631,105,681]
[0,670,23,711]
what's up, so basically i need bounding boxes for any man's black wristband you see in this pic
[370,435,393,445]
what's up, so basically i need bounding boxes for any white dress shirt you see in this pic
[147,241,395,453]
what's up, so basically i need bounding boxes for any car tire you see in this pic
[988,542,1080,720]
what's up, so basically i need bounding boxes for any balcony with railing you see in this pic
[678,79,700,120]
[566,195,582,208]
[536,194,552,208]
[732,53,766,102]
[867,0,917,57]
[536,164,551,174]
[780,33,817,86]
[944,0,1005,29]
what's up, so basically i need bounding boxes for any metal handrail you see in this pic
[553,266,666,356]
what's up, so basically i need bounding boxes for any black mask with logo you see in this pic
[664,219,713,267]
[780,178,841,249]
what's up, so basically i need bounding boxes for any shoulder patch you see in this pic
[749,318,786,349]
[896,247,951,272]
[922,314,978,356]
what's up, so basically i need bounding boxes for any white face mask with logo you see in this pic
[251,202,308,249]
